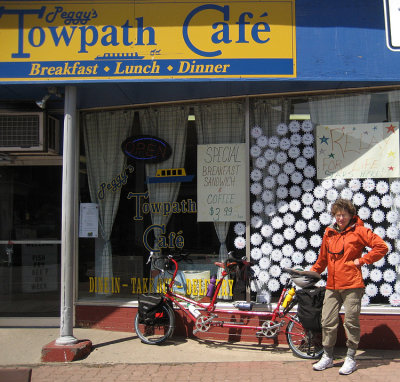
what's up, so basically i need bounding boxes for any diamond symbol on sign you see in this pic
[104,66,110,72]
[167,65,173,71]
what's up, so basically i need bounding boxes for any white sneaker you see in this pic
[313,354,334,371]
[339,357,357,375]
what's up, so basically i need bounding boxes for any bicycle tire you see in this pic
[134,303,175,344]
[286,318,323,359]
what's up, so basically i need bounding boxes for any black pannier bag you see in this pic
[296,287,326,331]
[138,293,164,324]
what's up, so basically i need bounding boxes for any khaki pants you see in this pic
[321,288,364,350]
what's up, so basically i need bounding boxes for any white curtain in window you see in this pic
[138,106,189,253]
[309,94,371,124]
[83,110,135,291]
[252,98,291,133]
[388,90,400,121]
[194,102,245,296]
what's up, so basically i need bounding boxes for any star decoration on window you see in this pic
[386,124,396,133]
[319,136,329,144]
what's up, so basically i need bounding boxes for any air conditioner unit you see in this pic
[0,112,60,154]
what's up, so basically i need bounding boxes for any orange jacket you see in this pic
[310,216,388,290]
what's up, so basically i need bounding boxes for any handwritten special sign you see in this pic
[316,122,400,179]
[197,143,246,222]
[0,0,296,81]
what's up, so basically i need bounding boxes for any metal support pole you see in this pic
[56,86,78,345]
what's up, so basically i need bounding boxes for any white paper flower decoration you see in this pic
[272,233,284,247]
[256,135,269,148]
[369,268,383,282]
[352,192,366,206]
[295,156,307,170]
[291,171,303,184]
[283,227,296,241]
[394,196,400,208]
[276,123,288,136]
[277,173,289,186]
[289,200,302,213]
[252,201,264,214]
[275,151,288,164]
[268,278,280,292]
[251,126,263,138]
[290,133,302,146]
[261,224,273,238]
[305,250,317,263]
[295,236,308,250]
[361,294,370,307]
[361,266,369,279]
[261,242,273,256]
[283,162,296,175]
[280,258,292,270]
[295,220,307,233]
[234,223,246,236]
[321,179,333,190]
[319,212,333,226]
[268,163,280,176]
[365,283,378,297]
[289,120,301,133]
[368,195,381,209]
[251,233,263,246]
[396,281,400,294]
[234,236,246,249]
[380,283,393,297]
[301,207,314,220]
[277,186,289,199]
[280,272,290,285]
[389,293,400,306]
[302,179,315,192]
[304,165,316,178]
[390,180,400,194]
[340,188,353,200]
[250,144,262,158]
[251,265,261,278]
[270,249,282,262]
[376,181,389,195]
[288,146,300,159]
[308,219,321,232]
[283,213,296,226]
[374,256,386,269]
[388,252,400,266]
[302,133,314,146]
[358,206,371,221]
[381,195,394,209]
[259,256,271,270]
[362,178,376,192]
[269,265,282,278]
[289,185,302,199]
[348,179,361,192]
[301,193,314,206]
[258,270,270,282]
[280,137,291,151]
[255,156,267,169]
[313,186,326,199]
[264,148,276,162]
[334,179,347,190]
[262,190,274,203]
[277,200,290,214]
[263,176,276,189]
[326,188,339,201]
[387,226,399,239]
[292,251,304,264]
[251,169,262,182]
[271,216,284,230]
[282,243,294,257]
[313,200,326,213]
[302,146,315,160]
[372,210,385,223]
[251,182,263,195]
[251,247,262,260]
[251,215,263,228]
[301,120,313,132]
[268,136,280,149]
[310,234,322,248]
[383,269,397,283]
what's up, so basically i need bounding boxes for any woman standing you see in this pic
[311,199,388,375]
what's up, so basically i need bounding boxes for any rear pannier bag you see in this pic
[138,293,164,324]
[296,287,326,331]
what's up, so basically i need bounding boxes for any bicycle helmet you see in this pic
[284,267,321,288]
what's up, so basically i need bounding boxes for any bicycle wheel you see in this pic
[135,303,175,344]
[286,317,323,359]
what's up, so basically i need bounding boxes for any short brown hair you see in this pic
[330,198,357,217]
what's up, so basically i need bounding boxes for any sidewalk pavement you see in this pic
[0,327,399,381]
